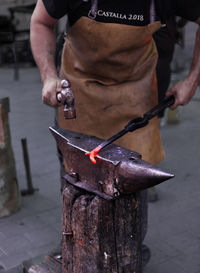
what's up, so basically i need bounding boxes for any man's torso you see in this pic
[43,0,200,26]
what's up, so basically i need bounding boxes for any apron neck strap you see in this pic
[87,0,98,19]
[150,0,156,23]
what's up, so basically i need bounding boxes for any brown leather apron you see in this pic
[59,16,164,165]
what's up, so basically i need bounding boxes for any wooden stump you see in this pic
[0,97,20,218]
[62,184,147,273]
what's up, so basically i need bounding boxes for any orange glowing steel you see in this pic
[85,145,102,164]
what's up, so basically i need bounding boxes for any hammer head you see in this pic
[57,80,76,119]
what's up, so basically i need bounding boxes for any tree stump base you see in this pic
[62,183,147,273]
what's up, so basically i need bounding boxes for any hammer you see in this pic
[57,79,76,119]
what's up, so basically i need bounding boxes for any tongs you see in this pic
[86,95,175,164]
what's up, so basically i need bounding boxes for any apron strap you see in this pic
[150,0,156,23]
[150,0,166,27]
[88,0,98,19]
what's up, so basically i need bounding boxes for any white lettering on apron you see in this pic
[97,10,144,22]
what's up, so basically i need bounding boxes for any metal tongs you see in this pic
[85,95,175,163]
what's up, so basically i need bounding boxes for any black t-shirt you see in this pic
[42,0,200,26]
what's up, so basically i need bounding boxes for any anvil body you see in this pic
[50,127,174,198]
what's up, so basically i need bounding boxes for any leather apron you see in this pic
[58,16,164,165]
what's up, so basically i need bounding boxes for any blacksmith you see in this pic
[30,0,200,166]
[30,1,200,269]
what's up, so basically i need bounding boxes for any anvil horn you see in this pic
[50,127,174,197]
[115,159,174,194]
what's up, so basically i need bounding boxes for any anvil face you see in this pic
[50,127,174,197]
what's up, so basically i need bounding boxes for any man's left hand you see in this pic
[166,77,197,109]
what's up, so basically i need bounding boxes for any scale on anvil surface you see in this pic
[50,127,174,199]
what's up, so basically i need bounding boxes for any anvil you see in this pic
[50,127,174,199]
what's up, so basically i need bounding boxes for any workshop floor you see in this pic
[0,22,200,273]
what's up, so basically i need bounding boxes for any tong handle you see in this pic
[144,95,175,120]
[125,95,175,132]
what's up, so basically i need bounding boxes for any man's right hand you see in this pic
[42,77,62,107]
[30,0,60,107]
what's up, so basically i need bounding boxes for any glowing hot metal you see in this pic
[85,145,102,164]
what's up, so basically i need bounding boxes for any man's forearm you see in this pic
[166,19,200,109]
[30,19,57,83]
[188,23,200,86]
